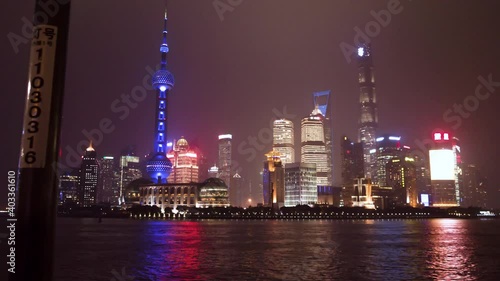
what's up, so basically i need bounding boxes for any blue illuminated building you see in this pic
[146,9,175,184]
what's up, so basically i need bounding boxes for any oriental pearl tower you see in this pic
[146,8,175,184]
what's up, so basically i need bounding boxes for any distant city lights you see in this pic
[218,134,232,140]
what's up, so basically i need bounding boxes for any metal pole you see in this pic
[12,1,71,280]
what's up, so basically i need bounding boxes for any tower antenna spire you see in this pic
[160,5,169,70]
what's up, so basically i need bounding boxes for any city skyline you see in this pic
[2,0,500,208]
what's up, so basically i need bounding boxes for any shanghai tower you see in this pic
[146,9,175,184]
[357,45,378,180]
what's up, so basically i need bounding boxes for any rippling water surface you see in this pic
[53,218,500,281]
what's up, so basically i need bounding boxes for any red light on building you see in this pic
[434,133,442,141]
[443,133,450,140]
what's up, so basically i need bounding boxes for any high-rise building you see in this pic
[452,137,463,205]
[146,9,174,184]
[218,134,232,186]
[230,172,243,207]
[461,164,488,208]
[313,90,333,185]
[429,132,458,207]
[414,154,432,206]
[262,150,285,208]
[301,107,329,186]
[98,156,119,204]
[375,135,403,186]
[58,169,80,205]
[340,136,364,185]
[357,45,378,181]
[272,119,295,164]
[119,154,142,204]
[167,137,199,183]
[340,136,364,206]
[284,163,317,207]
[197,151,210,182]
[79,143,99,207]
[386,156,418,207]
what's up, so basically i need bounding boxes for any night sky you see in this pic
[2,0,500,208]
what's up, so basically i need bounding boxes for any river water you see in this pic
[51,218,500,281]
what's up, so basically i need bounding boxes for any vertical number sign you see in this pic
[20,25,58,168]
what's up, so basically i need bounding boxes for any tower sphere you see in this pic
[146,152,173,183]
[152,69,175,91]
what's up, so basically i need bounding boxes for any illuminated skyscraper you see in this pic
[429,132,458,207]
[386,156,418,207]
[262,150,285,208]
[230,172,243,207]
[119,154,142,204]
[167,137,199,183]
[218,134,232,186]
[461,164,487,208]
[98,156,118,204]
[58,169,80,205]
[357,45,378,180]
[313,90,333,185]
[146,9,174,184]
[301,107,329,186]
[284,163,317,207]
[272,119,295,164]
[374,135,403,187]
[79,143,99,207]
[452,137,463,205]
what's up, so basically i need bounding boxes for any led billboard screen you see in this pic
[429,149,455,180]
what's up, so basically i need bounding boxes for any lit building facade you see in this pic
[460,164,488,208]
[208,165,219,178]
[146,9,174,184]
[99,156,119,204]
[119,155,142,204]
[198,178,230,208]
[452,137,463,205]
[301,108,329,186]
[357,45,378,181]
[340,136,364,205]
[386,157,418,207]
[167,137,199,183]
[313,90,333,185]
[230,172,243,207]
[272,119,295,164]
[59,169,80,205]
[140,183,199,212]
[262,150,285,208]
[375,135,403,186]
[284,163,317,207]
[352,178,375,209]
[429,132,458,207]
[79,143,99,207]
[218,134,232,187]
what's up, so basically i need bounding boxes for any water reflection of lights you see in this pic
[426,219,477,280]
[143,221,202,281]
